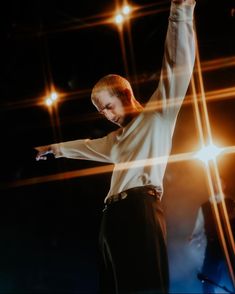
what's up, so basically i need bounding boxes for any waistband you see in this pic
[104,185,162,206]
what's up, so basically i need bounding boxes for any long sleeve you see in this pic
[52,131,116,163]
[146,2,196,129]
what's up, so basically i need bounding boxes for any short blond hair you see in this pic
[91,74,142,110]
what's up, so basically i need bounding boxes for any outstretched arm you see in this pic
[146,0,196,128]
[35,132,116,163]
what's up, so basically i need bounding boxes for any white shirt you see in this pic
[54,2,196,202]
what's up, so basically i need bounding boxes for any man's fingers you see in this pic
[36,153,47,161]
[34,145,56,161]
[35,147,52,161]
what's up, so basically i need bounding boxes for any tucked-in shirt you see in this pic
[54,2,196,202]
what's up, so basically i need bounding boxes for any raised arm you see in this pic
[146,0,196,126]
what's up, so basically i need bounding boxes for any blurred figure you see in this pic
[190,180,235,293]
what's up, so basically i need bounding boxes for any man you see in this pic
[35,0,196,293]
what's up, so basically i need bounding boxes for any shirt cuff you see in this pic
[169,1,196,22]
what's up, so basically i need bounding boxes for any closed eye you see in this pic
[105,103,112,110]
[99,103,112,114]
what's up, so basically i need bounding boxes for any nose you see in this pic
[103,110,115,121]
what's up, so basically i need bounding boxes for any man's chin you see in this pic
[116,122,122,127]
[114,118,122,127]
[115,115,132,127]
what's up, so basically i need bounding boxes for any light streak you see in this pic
[192,26,235,286]
[13,2,168,38]
[1,54,235,112]
[0,151,194,189]
[194,144,225,163]
[3,145,235,190]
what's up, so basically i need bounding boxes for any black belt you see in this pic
[105,185,162,207]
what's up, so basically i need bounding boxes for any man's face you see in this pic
[92,89,130,127]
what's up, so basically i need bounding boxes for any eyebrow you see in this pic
[99,103,111,112]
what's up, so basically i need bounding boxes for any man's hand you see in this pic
[34,145,56,160]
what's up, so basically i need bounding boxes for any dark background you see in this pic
[1,0,235,293]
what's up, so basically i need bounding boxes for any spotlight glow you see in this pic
[45,97,53,106]
[115,13,124,24]
[44,91,59,107]
[51,92,58,101]
[195,144,224,163]
[122,5,131,15]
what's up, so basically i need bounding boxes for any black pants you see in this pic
[99,186,169,294]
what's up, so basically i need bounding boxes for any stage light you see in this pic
[45,97,53,106]
[44,91,59,107]
[114,4,133,25]
[194,144,224,163]
[115,13,124,24]
[122,5,131,15]
[51,92,58,101]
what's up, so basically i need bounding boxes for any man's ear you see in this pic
[123,88,132,102]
